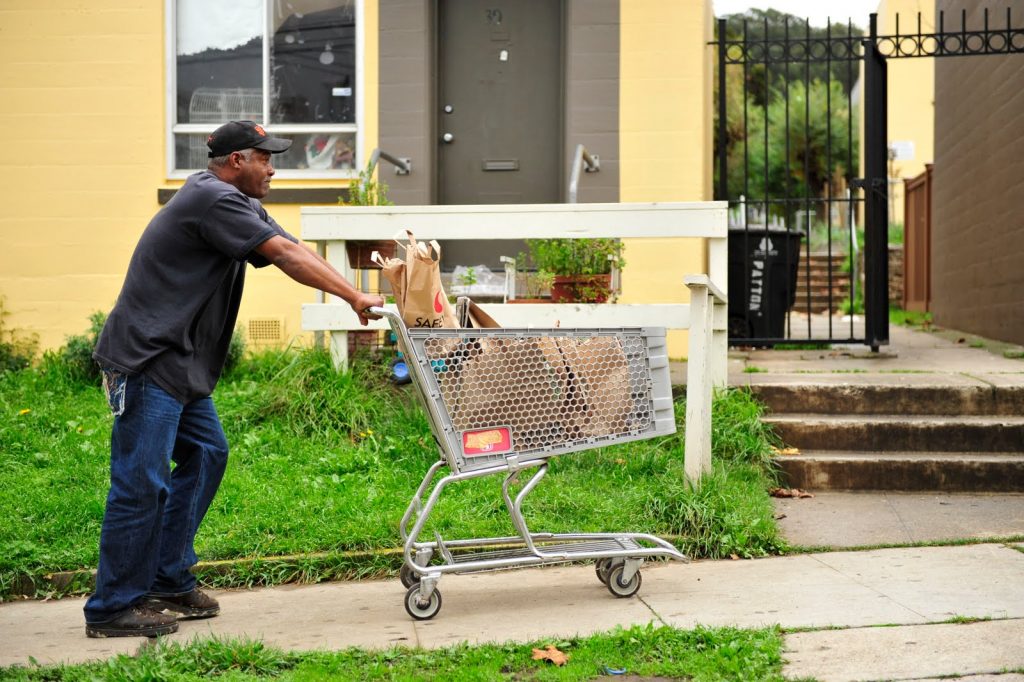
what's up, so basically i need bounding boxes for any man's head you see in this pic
[206,121,292,199]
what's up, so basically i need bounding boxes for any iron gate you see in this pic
[717,7,1024,349]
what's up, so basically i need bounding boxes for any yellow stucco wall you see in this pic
[871,0,936,227]
[1,0,711,361]
[619,0,715,358]
[0,0,376,352]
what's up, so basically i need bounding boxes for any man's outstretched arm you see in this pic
[255,235,384,325]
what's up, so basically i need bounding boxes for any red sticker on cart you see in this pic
[462,427,512,456]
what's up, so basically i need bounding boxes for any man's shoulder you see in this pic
[183,171,240,200]
[176,172,262,215]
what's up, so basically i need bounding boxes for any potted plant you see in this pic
[341,164,394,269]
[525,238,624,303]
[509,253,554,303]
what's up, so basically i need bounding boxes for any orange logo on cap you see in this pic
[253,124,267,136]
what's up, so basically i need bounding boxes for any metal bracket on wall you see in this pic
[368,148,412,175]
[568,144,600,204]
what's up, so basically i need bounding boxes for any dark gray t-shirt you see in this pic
[94,171,297,403]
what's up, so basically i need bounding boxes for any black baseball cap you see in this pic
[207,120,292,158]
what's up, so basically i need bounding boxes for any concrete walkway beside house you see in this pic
[2,320,1023,680]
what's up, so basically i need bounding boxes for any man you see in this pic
[84,120,383,638]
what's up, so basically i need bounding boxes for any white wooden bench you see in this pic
[301,202,728,481]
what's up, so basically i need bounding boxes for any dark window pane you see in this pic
[271,1,356,124]
[175,132,356,172]
[177,1,263,124]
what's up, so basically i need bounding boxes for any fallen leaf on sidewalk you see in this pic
[730,553,740,560]
[770,487,815,499]
[770,446,801,456]
[532,645,569,666]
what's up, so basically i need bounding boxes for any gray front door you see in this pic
[438,0,563,270]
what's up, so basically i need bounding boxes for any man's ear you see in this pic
[229,151,244,168]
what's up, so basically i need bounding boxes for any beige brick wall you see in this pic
[932,0,1024,344]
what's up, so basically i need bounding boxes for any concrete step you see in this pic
[794,282,851,291]
[749,383,1024,417]
[775,450,1024,491]
[763,413,1024,452]
[796,265,850,275]
[793,287,851,297]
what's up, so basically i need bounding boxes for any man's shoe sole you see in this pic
[147,599,220,620]
[86,621,179,638]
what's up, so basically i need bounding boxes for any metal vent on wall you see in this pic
[248,318,284,344]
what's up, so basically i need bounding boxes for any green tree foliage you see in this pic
[730,78,858,203]
[715,10,862,213]
[720,9,864,98]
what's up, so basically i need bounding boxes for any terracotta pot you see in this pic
[550,274,613,303]
[346,240,396,269]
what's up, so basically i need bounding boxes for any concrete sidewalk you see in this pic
[2,543,1024,680]
[4,321,1023,680]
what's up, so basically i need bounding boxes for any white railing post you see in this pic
[326,238,353,371]
[683,275,729,484]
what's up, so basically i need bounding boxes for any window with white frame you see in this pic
[169,0,360,177]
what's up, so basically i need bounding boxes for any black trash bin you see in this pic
[727,228,802,341]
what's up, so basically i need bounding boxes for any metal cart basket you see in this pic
[372,307,688,620]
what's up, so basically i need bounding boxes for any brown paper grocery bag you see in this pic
[371,249,405,311]
[403,232,458,329]
[555,336,632,437]
[372,231,457,329]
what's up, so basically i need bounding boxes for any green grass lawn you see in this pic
[0,348,785,598]
[0,624,787,681]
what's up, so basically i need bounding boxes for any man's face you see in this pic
[235,149,275,198]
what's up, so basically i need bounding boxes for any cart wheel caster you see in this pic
[405,584,443,620]
[595,558,622,585]
[606,564,642,598]
[399,563,421,588]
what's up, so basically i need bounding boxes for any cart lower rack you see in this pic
[373,306,688,620]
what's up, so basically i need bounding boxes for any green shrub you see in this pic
[223,326,247,377]
[0,296,37,374]
[58,311,107,384]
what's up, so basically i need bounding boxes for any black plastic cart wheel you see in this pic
[595,558,624,585]
[606,564,642,598]
[399,563,421,588]
[404,583,443,620]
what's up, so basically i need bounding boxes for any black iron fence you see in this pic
[716,7,1024,350]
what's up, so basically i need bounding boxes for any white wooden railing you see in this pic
[301,202,728,481]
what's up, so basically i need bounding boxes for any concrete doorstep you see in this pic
[2,543,1024,681]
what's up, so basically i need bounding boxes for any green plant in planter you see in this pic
[339,165,395,269]
[525,238,624,275]
[340,165,393,207]
[513,252,554,300]
[524,269,554,299]
[525,238,625,303]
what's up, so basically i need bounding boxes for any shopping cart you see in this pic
[370,306,688,620]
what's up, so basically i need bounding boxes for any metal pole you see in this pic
[717,18,728,201]
[863,14,890,351]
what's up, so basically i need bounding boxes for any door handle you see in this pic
[442,133,455,144]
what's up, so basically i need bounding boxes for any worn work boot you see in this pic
[146,588,220,619]
[85,605,179,638]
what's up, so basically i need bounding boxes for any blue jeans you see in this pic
[84,370,228,624]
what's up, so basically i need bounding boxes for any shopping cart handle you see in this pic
[365,306,403,326]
